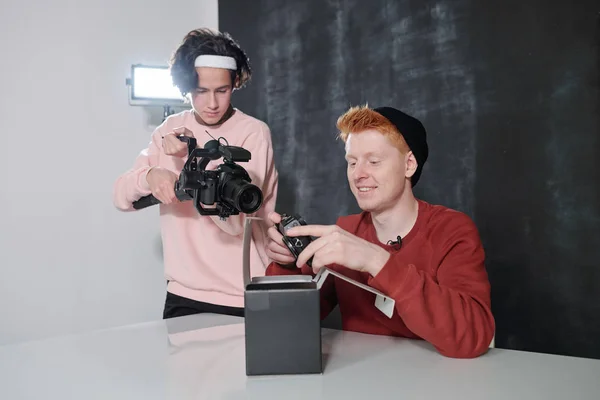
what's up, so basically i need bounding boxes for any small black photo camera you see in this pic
[276,213,315,267]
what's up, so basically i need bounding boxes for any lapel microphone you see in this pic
[387,235,402,248]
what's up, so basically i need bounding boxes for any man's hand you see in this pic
[146,167,179,204]
[286,224,391,277]
[162,127,194,157]
[265,212,297,266]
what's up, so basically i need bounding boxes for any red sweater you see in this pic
[266,200,495,358]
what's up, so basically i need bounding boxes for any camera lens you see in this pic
[222,178,263,214]
[237,186,263,213]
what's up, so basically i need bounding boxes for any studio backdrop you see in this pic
[219,0,600,359]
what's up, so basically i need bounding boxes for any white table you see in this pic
[1,313,599,399]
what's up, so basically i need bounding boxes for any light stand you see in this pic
[163,105,175,122]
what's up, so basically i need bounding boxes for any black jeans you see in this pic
[162,291,245,319]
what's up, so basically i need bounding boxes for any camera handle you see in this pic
[132,135,199,210]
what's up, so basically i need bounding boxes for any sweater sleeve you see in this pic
[368,213,495,358]
[265,262,339,320]
[112,128,163,212]
[209,124,278,236]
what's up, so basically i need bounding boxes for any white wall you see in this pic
[0,0,218,345]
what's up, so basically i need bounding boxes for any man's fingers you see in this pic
[155,183,176,204]
[266,237,296,264]
[163,136,174,153]
[296,236,329,268]
[287,224,338,238]
[166,136,185,147]
[266,250,296,265]
[269,241,292,256]
[172,127,193,137]
[267,227,293,256]
[163,133,187,155]
[280,256,297,264]
[155,191,170,204]
[267,226,284,242]
[268,241,295,258]
[268,211,282,225]
[156,190,171,204]
[310,245,337,270]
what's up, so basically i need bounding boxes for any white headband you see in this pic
[194,55,237,70]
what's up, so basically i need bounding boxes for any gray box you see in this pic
[241,218,394,376]
[244,275,322,376]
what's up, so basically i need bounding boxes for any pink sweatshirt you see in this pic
[113,109,278,308]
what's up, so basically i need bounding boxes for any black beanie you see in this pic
[373,106,429,187]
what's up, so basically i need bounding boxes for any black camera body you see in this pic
[276,213,315,267]
[132,136,263,220]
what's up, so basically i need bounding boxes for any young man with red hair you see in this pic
[265,105,495,358]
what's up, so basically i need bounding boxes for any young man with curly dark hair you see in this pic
[265,105,494,358]
[114,28,278,319]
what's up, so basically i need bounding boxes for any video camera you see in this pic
[132,136,263,220]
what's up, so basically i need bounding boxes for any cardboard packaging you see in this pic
[242,217,395,376]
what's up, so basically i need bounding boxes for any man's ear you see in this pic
[405,151,418,179]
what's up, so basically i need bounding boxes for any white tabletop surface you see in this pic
[1,313,599,399]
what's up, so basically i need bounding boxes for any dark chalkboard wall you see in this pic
[220,0,600,359]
